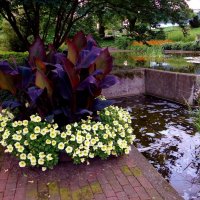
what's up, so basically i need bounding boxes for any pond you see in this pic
[115,95,200,200]
[112,52,200,74]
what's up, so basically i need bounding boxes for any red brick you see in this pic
[96,173,108,185]
[0,180,6,192]
[116,174,129,186]
[17,176,27,188]
[109,180,123,193]
[14,188,26,200]
[5,182,16,190]
[146,188,163,199]
[127,176,141,188]
[122,185,138,198]
[137,177,153,189]
[107,197,118,200]
[101,184,115,198]
[3,196,15,200]
[0,171,9,180]
[134,186,150,199]
[116,191,129,200]
[94,193,106,200]
[3,189,16,197]
[0,193,3,200]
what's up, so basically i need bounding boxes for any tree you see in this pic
[0,0,106,49]
[0,0,193,50]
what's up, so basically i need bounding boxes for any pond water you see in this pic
[115,95,200,200]
[112,52,200,74]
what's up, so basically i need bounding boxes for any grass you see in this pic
[164,26,200,42]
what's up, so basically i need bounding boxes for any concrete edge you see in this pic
[131,146,183,200]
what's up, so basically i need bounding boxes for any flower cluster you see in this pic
[0,106,135,170]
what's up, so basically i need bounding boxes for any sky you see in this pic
[186,0,200,9]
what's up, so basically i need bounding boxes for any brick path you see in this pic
[0,146,182,200]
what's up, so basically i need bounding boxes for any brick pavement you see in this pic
[0,146,182,200]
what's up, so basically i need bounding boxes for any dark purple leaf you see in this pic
[77,75,97,91]
[17,66,33,88]
[75,109,93,116]
[92,98,115,111]
[29,36,46,67]
[73,31,87,52]
[2,100,21,109]
[0,61,18,75]
[51,64,72,100]
[95,48,113,75]
[76,47,101,69]
[99,75,118,89]
[85,35,98,50]
[28,87,43,103]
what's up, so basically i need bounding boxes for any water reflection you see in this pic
[112,52,200,74]
[115,95,200,200]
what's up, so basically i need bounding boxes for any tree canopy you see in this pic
[0,0,192,50]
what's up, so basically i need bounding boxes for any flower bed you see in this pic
[0,105,134,171]
[0,31,135,171]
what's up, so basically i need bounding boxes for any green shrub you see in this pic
[162,42,200,51]
[115,36,132,49]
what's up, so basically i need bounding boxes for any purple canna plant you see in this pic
[0,32,118,125]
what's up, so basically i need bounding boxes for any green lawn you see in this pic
[164,26,200,42]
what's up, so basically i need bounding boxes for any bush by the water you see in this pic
[162,42,200,51]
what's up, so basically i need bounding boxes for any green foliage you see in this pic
[164,26,200,42]
[0,105,134,170]
[189,16,200,28]
[114,36,132,49]
[1,20,28,51]
[0,51,28,64]
[162,42,200,51]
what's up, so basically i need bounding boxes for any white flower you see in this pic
[6,145,13,153]
[35,116,41,122]
[52,140,57,146]
[58,142,65,150]
[127,128,132,134]
[42,167,47,171]
[105,111,110,116]
[103,134,108,139]
[18,146,24,153]
[66,124,72,130]
[101,145,107,152]
[34,126,41,134]
[14,142,21,149]
[19,161,26,167]
[89,153,94,158]
[22,120,28,126]
[46,139,51,144]
[23,128,29,134]
[27,153,33,159]
[38,158,44,165]
[30,134,37,140]
[61,132,67,138]
[50,131,56,138]
[84,140,90,147]
[97,142,103,148]
[20,153,26,160]
[65,146,73,153]
[47,154,53,161]
[92,124,98,131]
[70,135,75,141]
[39,152,45,158]
[86,133,91,140]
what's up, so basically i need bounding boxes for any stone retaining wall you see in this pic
[102,69,145,98]
[103,68,200,105]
